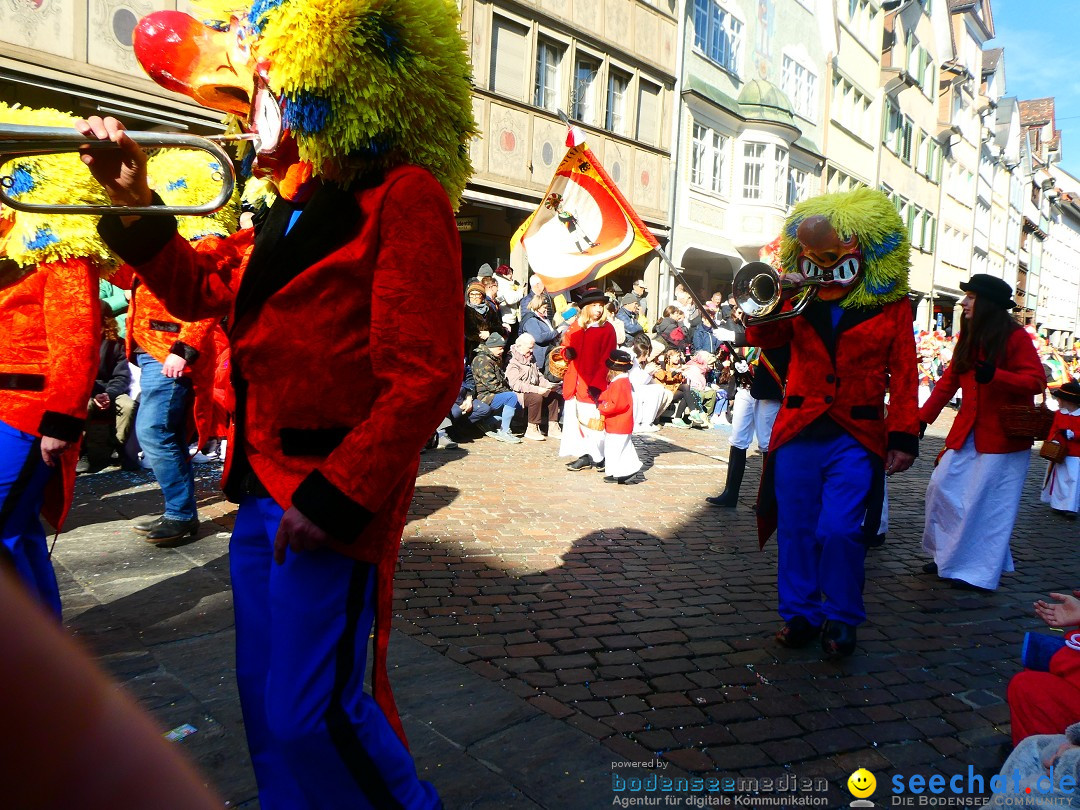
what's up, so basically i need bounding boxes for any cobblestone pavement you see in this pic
[52,407,1078,809]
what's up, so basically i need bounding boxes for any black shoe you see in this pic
[775,616,821,648]
[949,579,994,593]
[595,464,606,474]
[706,446,747,507]
[133,515,165,534]
[566,455,594,471]
[144,517,200,545]
[921,561,938,575]
[821,620,857,660]
[76,457,90,475]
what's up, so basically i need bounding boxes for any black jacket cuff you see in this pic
[169,341,201,364]
[97,192,178,266]
[292,469,373,544]
[39,411,85,442]
[888,431,920,457]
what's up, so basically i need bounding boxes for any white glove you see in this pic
[711,327,737,343]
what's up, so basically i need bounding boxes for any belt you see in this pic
[0,373,46,391]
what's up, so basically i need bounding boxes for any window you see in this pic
[489,17,529,100]
[773,146,788,205]
[828,166,864,193]
[637,81,660,146]
[781,56,817,121]
[883,100,913,162]
[534,39,564,112]
[571,56,600,125]
[742,142,767,200]
[692,0,742,74]
[605,69,630,135]
[831,74,871,142]
[788,167,809,207]
[690,121,728,194]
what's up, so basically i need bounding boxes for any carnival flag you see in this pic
[511,126,660,294]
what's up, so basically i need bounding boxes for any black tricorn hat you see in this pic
[577,288,609,307]
[606,349,633,372]
[959,274,1015,311]
[1052,381,1080,405]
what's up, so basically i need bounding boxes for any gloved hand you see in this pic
[734,359,750,374]
[712,327,737,343]
[974,360,996,384]
[919,421,927,439]
[562,346,577,361]
[587,386,602,402]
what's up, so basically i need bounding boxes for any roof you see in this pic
[982,47,1002,74]
[1019,98,1055,126]
[736,80,796,128]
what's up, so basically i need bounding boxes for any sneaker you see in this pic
[547,423,562,438]
[190,450,212,464]
[434,431,458,449]
[523,425,545,441]
[493,431,522,444]
[144,517,200,545]
[669,417,691,429]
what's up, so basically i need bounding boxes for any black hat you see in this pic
[606,349,633,372]
[577,288,609,307]
[1052,382,1080,405]
[484,333,506,348]
[959,274,1015,311]
[620,292,640,307]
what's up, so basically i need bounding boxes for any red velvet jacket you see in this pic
[561,320,616,404]
[598,375,633,434]
[920,325,1045,454]
[0,259,100,529]
[745,298,920,459]
[99,166,463,740]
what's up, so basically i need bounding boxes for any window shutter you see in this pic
[490,17,529,100]
[638,82,660,145]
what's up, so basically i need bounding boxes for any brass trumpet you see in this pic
[732,260,819,324]
[0,124,244,216]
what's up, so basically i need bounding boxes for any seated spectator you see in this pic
[615,293,645,347]
[520,294,560,369]
[1008,589,1080,747]
[471,333,522,444]
[440,361,492,443]
[520,274,552,320]
[654,349,697,428]
[465,281,502,357]
[988,726,1080,808]
[655,306,691,353]
[683,350,719,423]
[506,334,560,441]
[79,316,137,473]
[629,333,672,433]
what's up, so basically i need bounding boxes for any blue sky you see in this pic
[988,0,1080,180]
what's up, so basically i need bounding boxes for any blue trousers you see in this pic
[489,390,519,431]
[0,420,60,616]
[231,497,440,809]
[135,352,197,521]
[773,432,876,627]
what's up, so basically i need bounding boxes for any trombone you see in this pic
[732,260,819,324]
[0,124,244,216]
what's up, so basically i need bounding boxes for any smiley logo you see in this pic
[847,768,876,799]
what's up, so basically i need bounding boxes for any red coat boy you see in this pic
[598,375,634,434]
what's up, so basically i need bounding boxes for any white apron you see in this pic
[559,398,605,462]
[603,433,642,478]
[922,433,1030,590]
[1041,456,1080,513]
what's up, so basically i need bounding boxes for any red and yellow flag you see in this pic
[511,127,659,294]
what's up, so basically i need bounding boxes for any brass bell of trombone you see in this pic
[0,123,242,216]
[731,260,819,324]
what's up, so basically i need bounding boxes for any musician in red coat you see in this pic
[597,350,641,483]
[76,0,475,803]
[920,274,1045,591]
[728,188,920,659]
[559,288,617,471]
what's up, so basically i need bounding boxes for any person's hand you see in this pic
[479,330,490,341]
[562,346,577,360]
[162,354,187,378]
[884,450,915,476]
[712,327,737,343]
[73,116,152,208]
[1034,592,1080,628]
[1044,741,1079,777]
[461,396,473,414]
[40,436,72,468]
[974,360,996,384]
[273,506,334,564]
[587,386,602,402]
[93,393,111,410]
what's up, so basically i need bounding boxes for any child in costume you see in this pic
[1040,382,1080,517]
[79,0,475,805]
[716,187,920,659]
[598,350,641,484]
[0,103,113,616]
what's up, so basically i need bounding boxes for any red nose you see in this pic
[134,11,208,96]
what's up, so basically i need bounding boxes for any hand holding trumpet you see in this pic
[73,116,152,211]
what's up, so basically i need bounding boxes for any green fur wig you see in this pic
[779,187,911,309]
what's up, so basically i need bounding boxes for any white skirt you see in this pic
[1041,456,1080,512]
[604,432,642,478]
[559,398,605,461]
[922,433,1030,589]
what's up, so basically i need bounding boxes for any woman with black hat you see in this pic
[559,289,617,471]
[920,274,1046,591]
[1040,382,1080,517]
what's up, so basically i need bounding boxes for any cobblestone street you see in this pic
[53,408,1078,809]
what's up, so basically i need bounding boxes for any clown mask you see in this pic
[787,215,862,302]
